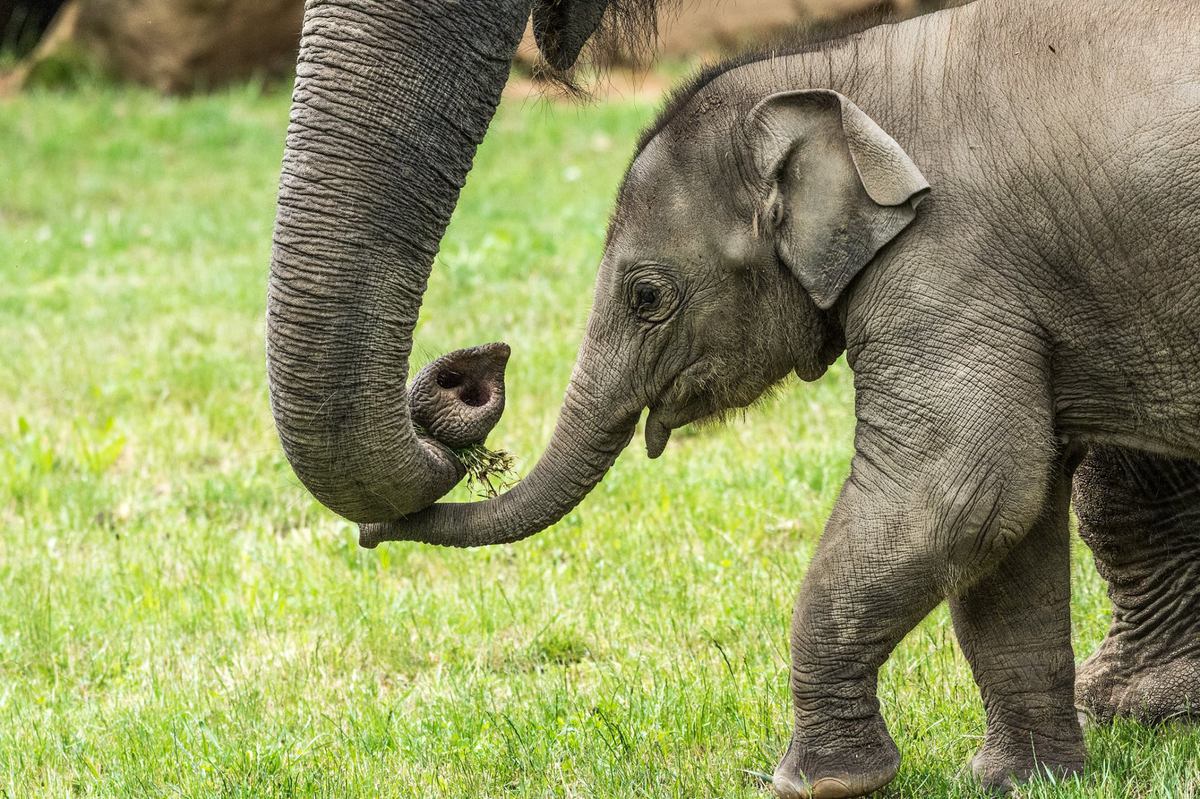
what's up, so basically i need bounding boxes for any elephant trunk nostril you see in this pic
[436,370,465,390]
[458,384,490,407]
[409,343,509,450]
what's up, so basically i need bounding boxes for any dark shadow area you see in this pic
[1,0,68,58]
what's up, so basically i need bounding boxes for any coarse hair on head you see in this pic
[632,3,919,155]
[602,2,928,246]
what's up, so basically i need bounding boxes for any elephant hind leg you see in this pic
[1073,445,1200,725]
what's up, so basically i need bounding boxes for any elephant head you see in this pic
[361,74,928,547]
[267,0,661,524]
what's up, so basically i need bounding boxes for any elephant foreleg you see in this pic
[1073,446,1200,725]
[772,450,1060,798]
[771,315,1068,799]
[949,461,1085,791]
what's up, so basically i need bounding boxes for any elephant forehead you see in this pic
[612,132,746,271]
[622,143,682,205]
[607,214,742,279]
[622,149,720,228]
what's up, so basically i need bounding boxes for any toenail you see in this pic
[810,777,852,799]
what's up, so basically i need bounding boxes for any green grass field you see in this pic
[1,84,1197,798]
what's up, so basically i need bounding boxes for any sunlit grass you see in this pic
[0,83,1196,798]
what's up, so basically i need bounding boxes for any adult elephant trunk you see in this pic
[267,0,536,522]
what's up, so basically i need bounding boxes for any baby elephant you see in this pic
[373,0,1200,794]
[601,4,1200,795]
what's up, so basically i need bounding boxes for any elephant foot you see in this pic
[1077,644,1200,725]
[772,716,899,799]
[969,720,1085,793]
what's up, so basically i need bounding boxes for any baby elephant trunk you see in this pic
[409,343,510,450]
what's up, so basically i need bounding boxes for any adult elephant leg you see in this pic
[949,459,1085,791]
[1073,446,1200,725]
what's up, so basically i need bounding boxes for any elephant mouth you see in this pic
[644,408,673,459]
[644,356,787,459]
[644,363,720,459]
[644,399,717,458]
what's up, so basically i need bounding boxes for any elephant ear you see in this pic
[532,0,609,71]
[744,90,930,309]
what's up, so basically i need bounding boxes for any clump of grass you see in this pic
[531,626,590,667]
[412,424,517,498]
[453,442,517,499]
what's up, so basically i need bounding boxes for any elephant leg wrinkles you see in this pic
[1073,446,1200,725]
[774,469,1058,799]
[771,269,1070,798]
[949,457,1085,792]
[773,386,1065,794]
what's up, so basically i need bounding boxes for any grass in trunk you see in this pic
[453,442,518,499]
[412,424,518,499]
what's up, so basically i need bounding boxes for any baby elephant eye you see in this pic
[630,277,677,323]
[636,285,661,310]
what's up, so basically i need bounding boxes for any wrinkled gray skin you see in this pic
[268,0,631,525]
[268,0,1200,796]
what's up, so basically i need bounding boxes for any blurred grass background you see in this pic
[1,82,1197,798]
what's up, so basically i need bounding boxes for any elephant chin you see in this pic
[645,390,720,459]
